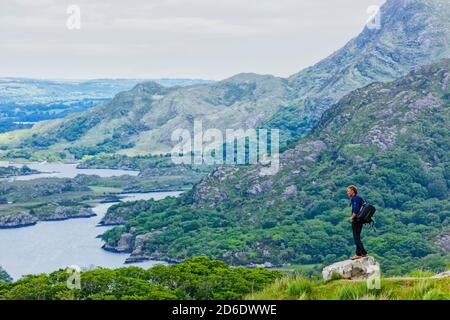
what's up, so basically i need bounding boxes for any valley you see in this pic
[99,60,450,275]
[0,161,204,228]
[1,0,449,159]
[0,0,449,301]
[0,190,182,280]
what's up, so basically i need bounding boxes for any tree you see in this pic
[0,266,12,283]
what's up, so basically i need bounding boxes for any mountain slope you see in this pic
[101,60,450,275]
[266,0,450,143]
[1,0,449,158]
[0,74,291,158]
[0,78,212,133]
[0,78,213,106]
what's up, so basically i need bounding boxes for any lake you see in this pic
[0,191,182,280]
[0,162,182,280]
[0,162,139,181]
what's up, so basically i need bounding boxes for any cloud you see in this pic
[0,0,386,79]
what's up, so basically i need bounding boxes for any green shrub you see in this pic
[287,279,313,298]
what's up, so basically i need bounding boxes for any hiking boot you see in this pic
[351,255,362,260]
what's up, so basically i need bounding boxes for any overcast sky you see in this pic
[0,0,385,80]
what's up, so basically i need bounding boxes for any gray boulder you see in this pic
[432,271,450,279]
[0,212,37,228]
[102,233,134,253]
[322,256,380,280]
[115,233,134,252]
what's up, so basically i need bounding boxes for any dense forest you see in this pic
[0,257,280,300]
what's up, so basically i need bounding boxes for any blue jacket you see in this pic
[351,195,364,215]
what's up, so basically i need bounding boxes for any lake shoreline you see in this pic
[0,189,184,229]
[0,190,180,280]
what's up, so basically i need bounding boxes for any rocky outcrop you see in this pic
[99,213,127,226]
[282,185,297,197]
[435,232,450,253]
[432,271,450,279]
[322,256,381,280]
[0,165,40,179]
[0,207,96,229]
[44,207,96,221]
[99,195,121,203]
[0,212,37,228]
[102,233,134,253]
[125,231,163,263]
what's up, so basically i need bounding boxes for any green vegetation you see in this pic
[0,172,192,224]
[1,258,448,300]
[0,155,208,226]
[247,275,450,300]
[101,196,180,225]
[0,267,12,283]
[79,154,173,170]
[78,154,212,176]
[0,165,39,178]
[0,257,281,300]
[0,177,96,222]
[101,61,450,275]
[259,104,315,150]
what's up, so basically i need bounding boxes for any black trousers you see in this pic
[352,221,367,256]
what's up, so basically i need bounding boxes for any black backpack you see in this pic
[356,199,376,228]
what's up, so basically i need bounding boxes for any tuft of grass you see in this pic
[405,280,450,300]
[422,289,449,300]
[287,278,313,298]
[407,269,436,278]
[330,272,343,281]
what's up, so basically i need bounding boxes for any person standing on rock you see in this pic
[347,185,368,260]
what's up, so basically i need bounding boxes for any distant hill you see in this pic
[0,78,213,133]
[1,0,448,158]
[101,60,450,275]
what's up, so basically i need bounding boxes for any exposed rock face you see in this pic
[322,256,381,280]
[102,233,134,253]
[435,232,450,253]
[283,185,297,197]
[132,232,157,256]
[44,207,96,221]
[125,231,163,263]
[99,214,127,226]
[103,230,168,260]
[0,212,37,228]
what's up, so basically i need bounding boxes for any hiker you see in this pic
[347,185,368,260]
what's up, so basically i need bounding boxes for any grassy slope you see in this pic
[0,256,447,300]
[247,275,450,300]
